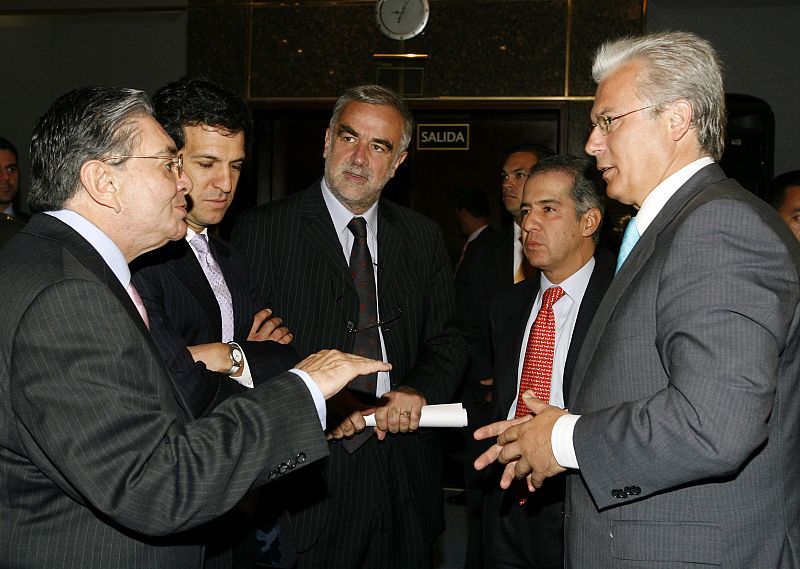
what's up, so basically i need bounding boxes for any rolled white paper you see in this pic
[363,403,468,428]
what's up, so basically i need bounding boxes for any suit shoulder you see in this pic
[381,199,441,235]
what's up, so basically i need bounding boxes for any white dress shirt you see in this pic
[507,258,595,419]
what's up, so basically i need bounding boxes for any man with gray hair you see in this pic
[0,86,388,569]
[482,155,613,569]
[477,31,800,567]
[232,84,467,568]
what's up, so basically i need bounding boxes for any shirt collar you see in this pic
[635,157,714,235]
[539,255,596,303]
[321,177,379,238]
[185,225,208,243]
[46,209,130,288]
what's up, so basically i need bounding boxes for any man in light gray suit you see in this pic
[476,31,800,568]
[0,86,388,569]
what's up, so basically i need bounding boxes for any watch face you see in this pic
[231,346,243,364]
[376,0,430,41]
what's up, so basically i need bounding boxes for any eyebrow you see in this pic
[338,123,395,152]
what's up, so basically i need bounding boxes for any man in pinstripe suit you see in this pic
[232,85,468,569]
[131,77,301,568]
[0,86,389,569]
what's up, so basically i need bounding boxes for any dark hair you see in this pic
[329,85,414,154]
[28,87,153,213]
[504,143,555,162]
[768,170,800,210]
[529,154,605,242]
[152,76,253,149]
[456,189,490,219]
[0,136,18,159]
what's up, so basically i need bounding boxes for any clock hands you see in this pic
[397,0,411,24]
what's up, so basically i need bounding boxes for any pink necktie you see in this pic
[515,286,565,418]
[127,282,150,329]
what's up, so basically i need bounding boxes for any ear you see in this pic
[581,207,602,239]
[80,160,122,214]
[388,150,408,178]
[323,128,332,159]
[667,99,693,142]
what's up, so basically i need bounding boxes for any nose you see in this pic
[214,169,233,193]
[585,126,606,156]
[521,211,538,235]
[350,142,368,166]
[177,169,192,195]
[0,168,9,183]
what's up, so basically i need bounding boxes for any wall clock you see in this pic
[376,0,430,41]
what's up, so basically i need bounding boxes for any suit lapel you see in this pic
[301,184,355,291]
[568,163,728,403]
[497,280,540,417]
[168,240,224,336]
[562,250,615,401]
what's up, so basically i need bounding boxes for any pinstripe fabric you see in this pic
[484,251,613,568]
[0,214,328,569]
[231,182,468,567]
[131,238,302,418]
[565,164,800,568]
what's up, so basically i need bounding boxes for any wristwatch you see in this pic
[227,342,244,375]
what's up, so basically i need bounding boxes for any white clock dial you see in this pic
[376,0,430,41]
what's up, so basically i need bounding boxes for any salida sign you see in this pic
[416,124,470,150]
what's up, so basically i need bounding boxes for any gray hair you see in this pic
[529,154,605,243]
[329,84,414,154]
[28,87,153,212]
[592,31,726,161]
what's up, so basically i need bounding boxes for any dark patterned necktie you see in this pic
[347,216,381,401]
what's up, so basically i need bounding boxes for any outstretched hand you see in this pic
[296,350,391,400]
[473,392,568,491]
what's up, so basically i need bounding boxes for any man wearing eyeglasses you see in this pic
[0,86,390,569]
[130,77,303,568]
[476,31,800,568]
[231,84,468,569]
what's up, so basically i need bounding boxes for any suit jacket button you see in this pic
[287,458,297,469]
[278,463,288,474]
[625,485,641,496]
[268,471,278,481]
[296,453,306,464]
[612,489,625,499]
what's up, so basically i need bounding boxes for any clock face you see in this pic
[376,0,430,41]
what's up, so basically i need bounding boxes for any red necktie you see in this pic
[514,286,564,417]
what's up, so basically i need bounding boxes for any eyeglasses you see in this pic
[590,104,658,135]
[101,154,183,179]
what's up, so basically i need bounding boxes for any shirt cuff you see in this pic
[551,413,581,469]
[229,344,254,389]
[289,368,327,429]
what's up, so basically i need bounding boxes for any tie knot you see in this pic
[347,217,368,239]
[190,233,210,254]
[542,286,565,310]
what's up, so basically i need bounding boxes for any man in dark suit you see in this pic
[0,85,389,569]
[0,136,29,223]
[130,77,299,568]
[477,31,800,567]
[483,154,612,569]
[768,169,800,241]
[231,84,467,569]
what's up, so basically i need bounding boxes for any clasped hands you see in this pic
[325,386,425,442]
[473,391,568,492]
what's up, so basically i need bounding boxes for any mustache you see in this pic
[344,164,372,180]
